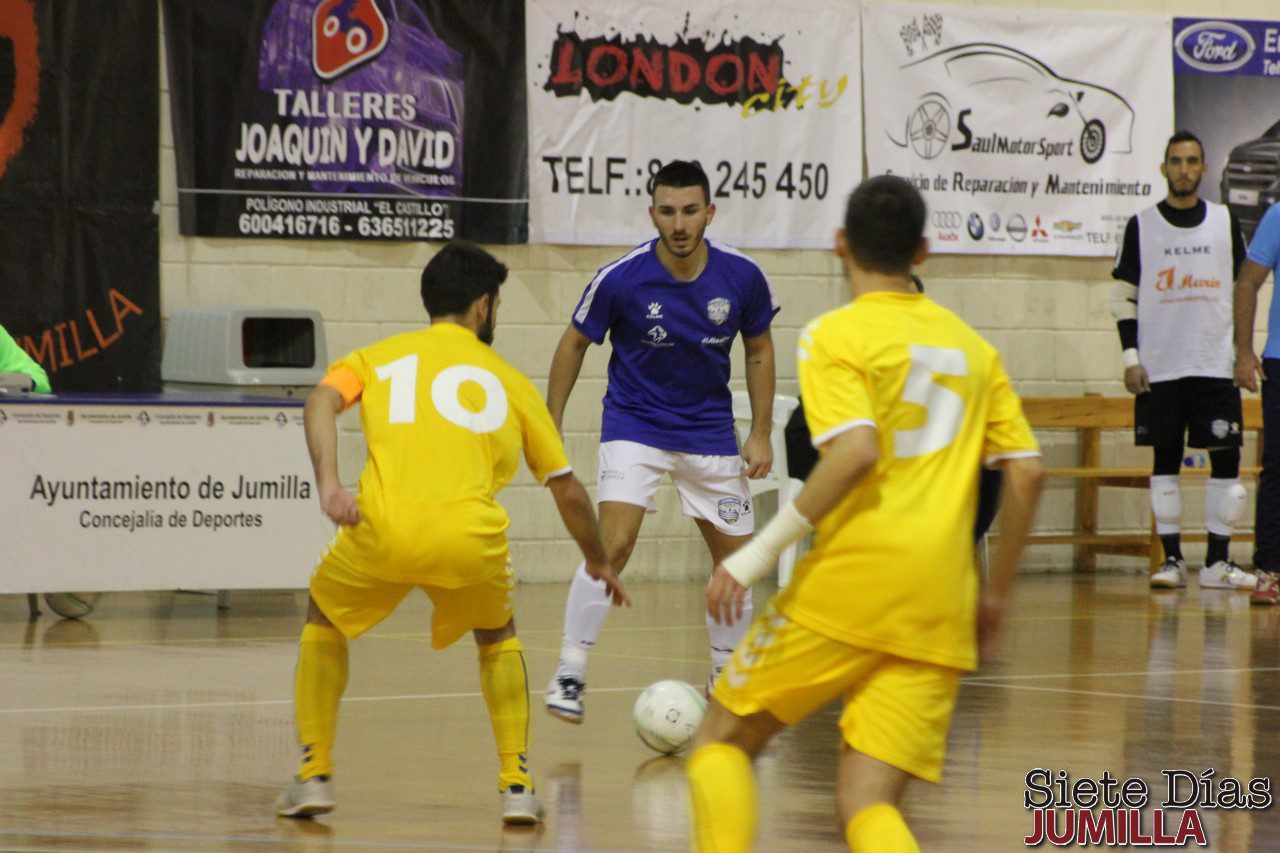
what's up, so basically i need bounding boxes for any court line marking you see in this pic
[966,665,1280,683]
[965,680,1280,712]
[0,825,519,850]
[0,685,652,717]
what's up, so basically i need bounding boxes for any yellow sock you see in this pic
[687,744,755,853]
[477,637,531,791]
[294,623,348,781]
[846,803,918,853]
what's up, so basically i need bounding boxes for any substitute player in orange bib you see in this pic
[687,176,1045,851]
[273,241,628,825]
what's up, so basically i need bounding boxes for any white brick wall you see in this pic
[159,0,1277,578]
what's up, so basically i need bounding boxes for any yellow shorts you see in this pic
[712,607,962,783]
[309,548,516,649]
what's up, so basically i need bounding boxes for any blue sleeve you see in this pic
[570,269,614,345]
[740,264,779,338]
[1247,203,1280,270]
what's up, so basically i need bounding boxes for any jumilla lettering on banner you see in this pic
[233,89,454,170]
[19,289,144,375]
[1023,767,1273,846]
[29,474,312,506]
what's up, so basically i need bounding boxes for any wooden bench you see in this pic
[1019,395,1264,572]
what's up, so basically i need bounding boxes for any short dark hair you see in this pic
[420,240,507,317]
[651,160,710,205]
[842,175,926,275]
[1164,130,1204,162]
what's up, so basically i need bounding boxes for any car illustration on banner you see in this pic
[888,43,1134,165]
[1220,119,1280,240]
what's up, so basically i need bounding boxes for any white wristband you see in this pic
[1122,348,1140,369]
[721,502,814,587]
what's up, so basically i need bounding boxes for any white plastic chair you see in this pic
[732,391,802,587]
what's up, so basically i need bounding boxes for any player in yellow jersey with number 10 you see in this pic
[274,241,629,826]
[688,176,1046,852]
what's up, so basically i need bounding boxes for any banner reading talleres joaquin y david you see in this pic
[1173,17,1280,243]
[164,0,527,243]
[527,0,860,249]
[863,4,1171,256]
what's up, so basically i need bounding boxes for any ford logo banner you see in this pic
[1174,21,1255,73]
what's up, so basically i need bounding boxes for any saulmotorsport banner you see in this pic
[863,4,1171,257]
[0,0,160,392]
[164,0,527,243]
[1173,17,1280,243]
[526,0,861,249]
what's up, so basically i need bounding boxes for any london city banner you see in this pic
[1173,17,1280,243]
[863,4,1172,256]
[0,0,160,391]
[164,0,527,243]
[526,0,861,249]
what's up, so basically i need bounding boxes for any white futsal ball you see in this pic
[43,592,102,620]
[632,680,707,754]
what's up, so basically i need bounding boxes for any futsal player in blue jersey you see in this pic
[544,160,780,722]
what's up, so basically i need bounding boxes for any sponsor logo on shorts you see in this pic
[707,297,731,326]
[1212,419,1240,439]
[717,496,750,524]
[599,469,625,481]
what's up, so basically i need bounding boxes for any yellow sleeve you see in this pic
[982,354,1040,463]
[798,318,876,448]
[511,374,572,484]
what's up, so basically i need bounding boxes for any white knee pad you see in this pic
[1150,475,1182,535]
[1206,478,1247,536]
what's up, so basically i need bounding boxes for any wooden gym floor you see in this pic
[2,573,1280,851]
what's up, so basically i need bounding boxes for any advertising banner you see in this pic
[0,0,159,391]
[164,0,527,243]
[1173,17,1280,242]
[0,399,332,593]
[863,4,1172,256]
[526,0,861,249]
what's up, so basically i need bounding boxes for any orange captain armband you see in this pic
[320,366,363,410]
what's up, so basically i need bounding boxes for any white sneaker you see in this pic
[1200,561,1257,590]
[274,776,334,818]
[501,784,545,825]
[1150,558,1187,589]
[545,674,584,724]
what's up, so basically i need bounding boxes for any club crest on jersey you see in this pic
[707,297,731,326]
[313,0,390,81]
[646,325,668,344]
[717,497,749,523]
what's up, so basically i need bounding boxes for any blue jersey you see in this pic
[572,238,779,455]
[1249,204,1280,359]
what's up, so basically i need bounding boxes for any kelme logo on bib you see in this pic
[707,297,731,325]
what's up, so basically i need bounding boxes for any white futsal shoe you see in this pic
[501,784,545,825]
[545,674,585,723]
[274,775,335,818]
[1149,558,1187,589]
[1200,561,1257,590]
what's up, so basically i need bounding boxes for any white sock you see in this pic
[706,587,753,675]
[557,562,612,680]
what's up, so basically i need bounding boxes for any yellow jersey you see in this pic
[320,322,571,587]
[777,292,1039,670]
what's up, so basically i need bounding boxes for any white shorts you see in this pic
[597,440,755,536]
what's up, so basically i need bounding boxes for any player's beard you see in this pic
[1167,172,1202,201]
[661,222,705,259]
[478,301,496,345]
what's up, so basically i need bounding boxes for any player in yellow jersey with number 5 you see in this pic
[274,241,629,825]
[688,176,1045,852]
